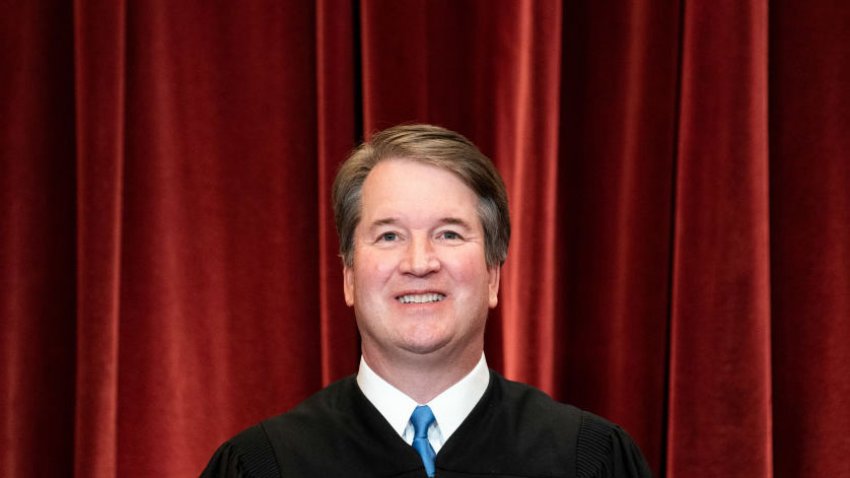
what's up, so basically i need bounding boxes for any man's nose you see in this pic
[400,236,440,276]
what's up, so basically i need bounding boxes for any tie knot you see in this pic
[410,405,435,439]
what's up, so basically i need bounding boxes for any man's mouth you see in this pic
[396,293,446,304]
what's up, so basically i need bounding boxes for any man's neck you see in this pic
[361,348,483,404]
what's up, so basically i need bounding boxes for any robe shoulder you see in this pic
[574,409,653,478]
[439,373,652,478]
[200,422,281,478]
[199,376,406,478]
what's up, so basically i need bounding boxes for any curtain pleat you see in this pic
[1,2,77,477]
[115,2,324,475]
[557,2,679,471]
[316,0,361,385]
[491,0,562,395]
[769,2,850,476]
[668,1,772,476]
[2,1,849,477]
[73,0,127,476]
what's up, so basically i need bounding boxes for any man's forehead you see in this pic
[357,160,482,232]
[367,157,470,185]
[364,216,475,229]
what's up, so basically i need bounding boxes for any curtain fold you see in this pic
[491,0,562,395]
[667,1,773,476]
[557,2,680,471]
[2,1,849,477]
[769,2,850,476]
[316,0,361,386]
[73,0,127,476]
[1,2,78,477]
[115,2,325,474]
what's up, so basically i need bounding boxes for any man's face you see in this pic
[344,158,500,367]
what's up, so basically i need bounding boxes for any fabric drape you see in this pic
[2,1,848,477]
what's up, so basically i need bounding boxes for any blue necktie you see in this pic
[410,405,437,477]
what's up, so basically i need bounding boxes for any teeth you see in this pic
[397,293,445,304]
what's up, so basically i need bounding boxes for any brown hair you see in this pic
[332,124,510,268]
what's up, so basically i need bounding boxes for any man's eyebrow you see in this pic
[437,217,473,228]
[368,217,400,228]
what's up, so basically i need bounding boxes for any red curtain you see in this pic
[2,1,848,477]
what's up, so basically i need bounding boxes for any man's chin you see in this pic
[397,337,453,358]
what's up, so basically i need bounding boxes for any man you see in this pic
[201,124,652,477]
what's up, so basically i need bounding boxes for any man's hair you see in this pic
[332,124,510,268]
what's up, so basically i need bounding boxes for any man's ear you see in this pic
[488,265,501,308]
[343,264,355,306]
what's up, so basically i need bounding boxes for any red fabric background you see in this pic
[2,1,848,477]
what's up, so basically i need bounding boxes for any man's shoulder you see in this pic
[491,371,586,427]
[202,375,369,476]
[492,370,633,443]
[252,374,424,476]
[212,375,359,455]
[477,371,652,477]
[260,374,360,432]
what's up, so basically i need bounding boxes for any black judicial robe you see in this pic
[201,371,652,478]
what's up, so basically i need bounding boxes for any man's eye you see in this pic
[377,232,398,242]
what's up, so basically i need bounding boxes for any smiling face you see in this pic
[344,158,500,370]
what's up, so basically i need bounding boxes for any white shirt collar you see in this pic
[356,354,490,451]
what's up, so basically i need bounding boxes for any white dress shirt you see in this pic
[356,354,490,453]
